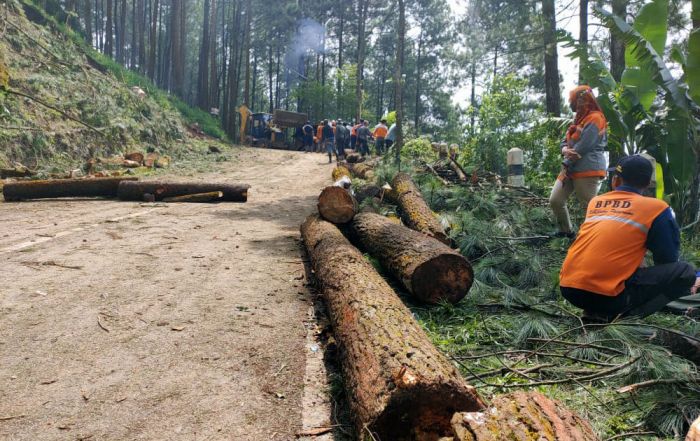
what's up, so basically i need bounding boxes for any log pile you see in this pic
[451,391,598,441]
[392,172,451,245]
[2,177,138,201]
[349,212,473,304]
[117,180,249,202]
[301,215,485,439]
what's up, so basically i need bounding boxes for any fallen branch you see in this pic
[616,378,700,394]
[96,315,110,333]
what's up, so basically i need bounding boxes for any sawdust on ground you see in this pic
[0,147,341,440]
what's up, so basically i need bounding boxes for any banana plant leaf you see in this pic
[621,0,668,111]
[686,29,700,105]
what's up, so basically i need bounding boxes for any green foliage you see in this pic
[399,137,438,163]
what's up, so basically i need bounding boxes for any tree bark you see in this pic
[349,212,473,304]
[170,0,185,97]
[208,0,218,109]
[117,0,126,63]
[2,177,138,201]
[451,391,598,441]
[162,191,224,203]
[414,27,423,134]
[332,165,351,182]
[349,163,374,180]
[83,0,93,47]
[392,172,450,245]
[542,0,561,116]
[117,180,250,202]
[300,215,485,439]
[318,186,357,224]
[337,7,344,114]
[610,0,627,82]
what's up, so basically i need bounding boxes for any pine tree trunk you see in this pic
[170,0,184,97]
[84,0,93,47]
[137,0,146,71]
[610,0,627,82]
[394,0,405,165]
[542,0,561,116]
[392,172,450,245]
[337,8,344,114]
[105,0,113,56]
[579,0,589,83]
[355,0,366,122]
[196,0,211,109]
[117,180,250,202]
[147,0,159,80]
[300,215,485,440]
[117,0,126,63]
[414,28,423,134]
[208,0,218,110]
[3,177,138,201]
[349,212,473,304]
[451,391,598,441]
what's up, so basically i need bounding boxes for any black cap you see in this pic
[615,155,653,187]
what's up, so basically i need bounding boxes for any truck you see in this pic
[248,109,308,150]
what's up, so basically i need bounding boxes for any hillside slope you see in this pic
[0,0,223,173]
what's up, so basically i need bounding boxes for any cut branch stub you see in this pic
[117,180,249,202]
[317,186,357,224]
[451,391,599,441]
[349,212,473,304]
[2,177,138,201]
[392,172,450,245]
[301,215,484,439]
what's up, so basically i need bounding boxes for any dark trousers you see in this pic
[350,135,357,150]
[375,137,385,155]
[357,139,369,156]
[385,139,394,151]
[561,261,697,319]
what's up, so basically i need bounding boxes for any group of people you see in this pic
[300,119,397,163]
[552,85,700,320]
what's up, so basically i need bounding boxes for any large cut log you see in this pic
[162,191,224,203]
[355,184,382,204]
[332,166,351,182]
[349,163,375,180]
[117,180,249,202]
[2,177,138,201]
[392,172,450,245]
[451,391,598,441]
[349,212,473,304]
[301,215,484,439]
[346,152,365,164]
[317,186,357,224]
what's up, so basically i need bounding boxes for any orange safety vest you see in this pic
[374,125,388,138]
[351,124,360,136]
[560,191,668,296]
[316,125,323,141]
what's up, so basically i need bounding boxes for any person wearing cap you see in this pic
[549,85,609,238]
[302,121,314,153]
[322,120,336,163]
[559,155,700,320]
[356,120,371,157]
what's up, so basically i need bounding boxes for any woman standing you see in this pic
[549,85,608,237]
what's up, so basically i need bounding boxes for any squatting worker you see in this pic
[549,85,608,238]
[559,155,700,320]
[302,121,314,153]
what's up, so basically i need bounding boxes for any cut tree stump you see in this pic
[162,191,224,203]
[117,180,249,202]
[349,212,473,304]
[332,166,351,182]
[687,415,700,441]
[2,177,138,201]
[392,172,450,245]
[143,152,159,168]
[301,215,484,440]
[451,391,599,441]
[346,152,364,163]
[317,186,357,224]
[449,158,468,182]
[349,163,375,180]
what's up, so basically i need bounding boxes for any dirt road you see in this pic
[0,148,339,440]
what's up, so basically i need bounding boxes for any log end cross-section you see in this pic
[317,186,357,224]
[301,215,484,440]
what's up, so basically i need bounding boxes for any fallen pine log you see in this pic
[162,191,224,203]
[301,214,484,439]
[649,328,700,366]
[349,212,473,304]
[124,152,144,164]
[392,172,451,245]
[117,180,249,202]
[346,152,364,163]
[451,391,598,441]
[2,177,138,201]
[331,166,351,182]
[349,163,375,180]
[317,185,357,224]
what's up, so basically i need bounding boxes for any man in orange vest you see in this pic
[373,119,389,155]
[560,155,699,320]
